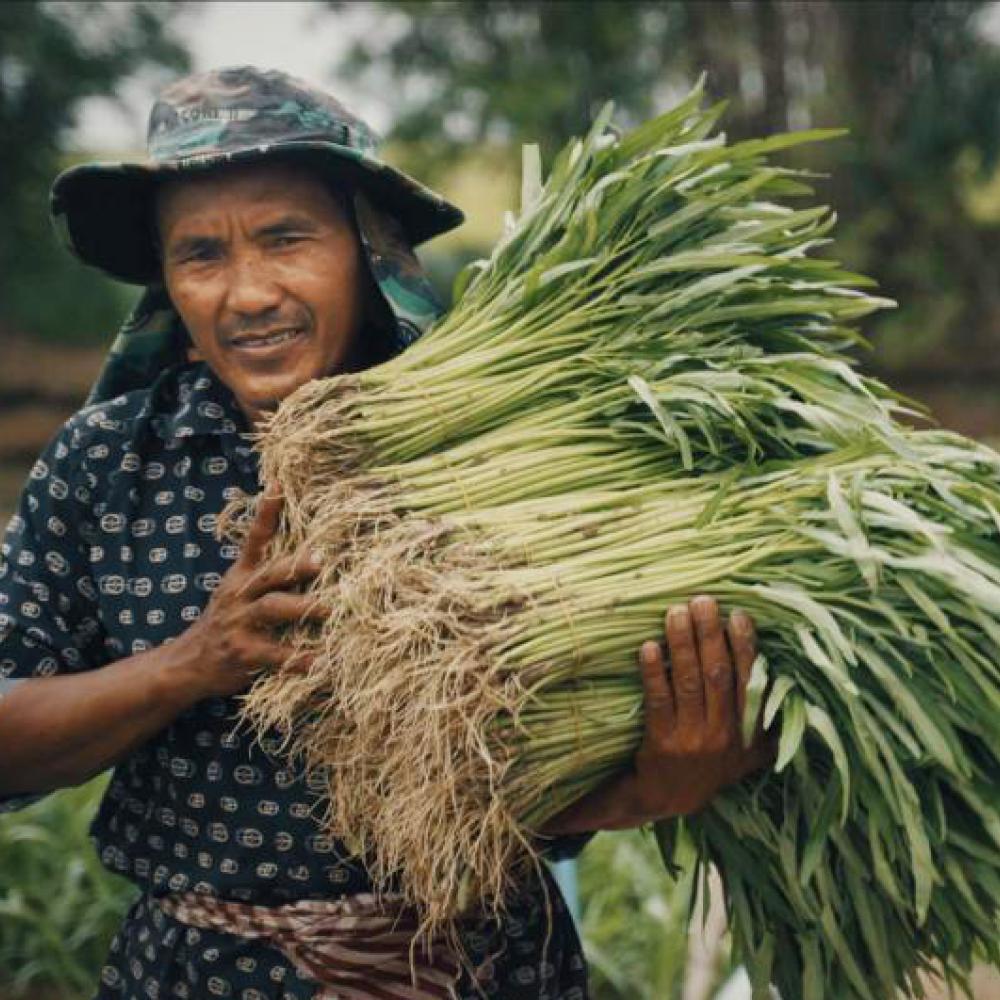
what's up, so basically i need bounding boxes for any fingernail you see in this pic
[310,551,324,568]
[641,640,660,665]
[667,605,688,625]
[691,594,715,615]
[731,609,751,633]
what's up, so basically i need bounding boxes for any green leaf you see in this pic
[776,692,807,773]
[826,473,879,591]
[520,142,543,215]
[799,777,840,886]
[762,674,796,729]
[856,640,962,775]
[451,257,489,304]
[805,703,851,822]
[538,257,599,287]
[800,935,825,1000]
[627,374,693,469]
[742,653,768,747]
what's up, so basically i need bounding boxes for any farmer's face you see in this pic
[157,161,366,424]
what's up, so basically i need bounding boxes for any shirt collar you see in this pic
[150,362,249,442]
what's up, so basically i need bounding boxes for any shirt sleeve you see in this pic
[0,414,109,812]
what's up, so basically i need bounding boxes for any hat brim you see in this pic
[50,142,465,286]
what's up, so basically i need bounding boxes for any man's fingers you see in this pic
[665,604,704,729]
[691,595,736,738]
[726,608,758,727]
[251,591,327,628]
[243,486,284,565]
[242,549,323,600]
[639,639,675,745]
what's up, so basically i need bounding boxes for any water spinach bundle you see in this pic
[233,85,1000,1000]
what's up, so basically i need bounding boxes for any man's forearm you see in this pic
[0,493,325,800]
[0,639,205,797]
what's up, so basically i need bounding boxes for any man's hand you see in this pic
[541,595,774,835]
[173,488,325,699]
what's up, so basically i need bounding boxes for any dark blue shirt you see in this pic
[0,362,588,1000]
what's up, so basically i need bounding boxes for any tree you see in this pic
[822,0,1000,372]
[328,1,684,173]
[0,1,190,343]
[328,0,1000,377]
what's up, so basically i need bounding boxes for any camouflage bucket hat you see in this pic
[48,66,465,403]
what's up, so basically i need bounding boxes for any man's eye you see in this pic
[178,246,221,264]
[271,235,305,248]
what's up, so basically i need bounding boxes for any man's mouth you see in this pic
[229,327,307,350]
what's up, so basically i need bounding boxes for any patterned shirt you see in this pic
[0,362,589,1000]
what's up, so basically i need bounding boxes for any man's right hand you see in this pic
[175,487,326,699]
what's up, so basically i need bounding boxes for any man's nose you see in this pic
[224,253,283,317]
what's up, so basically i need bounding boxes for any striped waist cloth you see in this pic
[157,891,461,1000]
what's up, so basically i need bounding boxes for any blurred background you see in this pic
[0,1,998,997]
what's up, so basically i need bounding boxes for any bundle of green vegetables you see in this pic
[232,84,1000,999]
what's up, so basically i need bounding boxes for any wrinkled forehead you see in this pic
[154,159,353,239]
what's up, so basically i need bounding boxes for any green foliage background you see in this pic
[332,0,1000,381]
[0,1,188,343]
[0,781,137,999]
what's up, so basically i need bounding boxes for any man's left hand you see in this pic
[541,595,774,835]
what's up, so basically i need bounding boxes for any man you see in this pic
[0,67,771,999]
